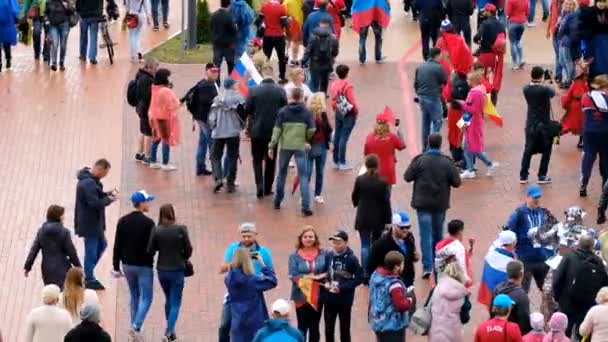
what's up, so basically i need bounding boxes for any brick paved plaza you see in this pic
[0,2,604,341]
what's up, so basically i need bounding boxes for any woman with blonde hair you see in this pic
[225,247,277,342]
[580,286,608,341]
[284,67,313,101]
[306,93,333,203]
[429,260,471,342]
[59,267,99,324]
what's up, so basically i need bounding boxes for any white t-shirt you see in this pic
[284,82,313,102]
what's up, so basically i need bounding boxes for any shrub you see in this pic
[197,0,211,44]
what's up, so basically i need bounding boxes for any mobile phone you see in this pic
[395,118,400,127]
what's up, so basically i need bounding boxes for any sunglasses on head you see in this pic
[397,225,411,230]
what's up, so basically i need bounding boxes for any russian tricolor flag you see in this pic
[351,0,390,33]
[477,246,515,306]
[230,53,263,95]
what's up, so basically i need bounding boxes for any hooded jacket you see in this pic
[74,168,113,238]
[184,79,219,123]
[429,275,470,342]
[270,102,316,151]
[302,26,339,72]
[492,280,532,334]
[301,7,334,46]
[245,79,288,139]
[225,266,278,342]
[134,68,154,120]
[209,90,246,139]
[24,222,81,288]
[324,247,363,306]
[474,16,505,53]
[367,230,417,287]
[252,318,304,342]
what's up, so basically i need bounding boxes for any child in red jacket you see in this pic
[561,58,591,148]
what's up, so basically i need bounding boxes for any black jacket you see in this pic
[45,0,71,25]
[404,150,461,212]
[474,16,505,54]
[76,0,102,18]
[64,321,111,342]
[245,79,288,139]
[148,224,193,272]
[184,79,218,123]
[352,173,392,233]
[446,0,474,18]
[367,231,418,287]
[492,280,531,334]
[210,8,238,48]
[24,222,81,288]
[112,211,155,271]
[553,248,608,314]
[324,247,363,306]
[74,168,113,238]
[135,69,154,120]
[302,27,339,73]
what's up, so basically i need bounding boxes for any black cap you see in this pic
[205,63,219,71]
[329,230,349,242]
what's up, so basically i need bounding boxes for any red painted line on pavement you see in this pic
[398,40,422,157]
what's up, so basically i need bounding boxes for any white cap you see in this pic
[494,230,517,247]
[271,299,291,316]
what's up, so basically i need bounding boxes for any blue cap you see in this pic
[223,78,237,89]
[131,190,155,204]
[392,211,411,227]
[526,184,543,198]
[493,294,515,308]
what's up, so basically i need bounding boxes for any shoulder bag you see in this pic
[409,287,434,335]
[180,225,194,277]
[125,0,144,29]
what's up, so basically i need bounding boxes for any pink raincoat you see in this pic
[149,85,181,146]
[429,275,469,342]
[461,84,487,153]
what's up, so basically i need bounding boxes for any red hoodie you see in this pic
[505,0,529,23]
[329,79,359,117]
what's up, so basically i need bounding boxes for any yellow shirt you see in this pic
[284,0,303,24]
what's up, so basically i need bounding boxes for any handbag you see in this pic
[184,260,194,277]
[68,11,80,27]
[409,287,434,336]
[27,4,40,19]
[126,0,144,29]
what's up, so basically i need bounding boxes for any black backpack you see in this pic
[314,35,333,64]
[127,79,139,107]
[569,252,608,305]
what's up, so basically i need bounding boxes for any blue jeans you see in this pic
[508,22,525,66]
[558,45,574,84]
[83,236,107,282]
[416,209,446,273]
[49,22,69,66]
[196,121,211,173]
[218,300,231,342]
[528,0,549,23]
[79,17,99,61]
[552,35,563,81]
[464,141,493,171]
[150,0,169,27]
[32,18,50,61]
[308,69,331,93]
[419,95,443,149]
[158,270,185,337]
[359,229,383,278]
[127,14,144,58]
[307,143,327,197]
[333,114,356,165]
[358,21,382,63]
[123,265,154,331]
[274,149,310,210]
[150,140,170,164]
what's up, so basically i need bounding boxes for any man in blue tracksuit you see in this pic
[506,184,552,293]
[301,0,335,47]
[219,222,274,342]
[415,0,444,60]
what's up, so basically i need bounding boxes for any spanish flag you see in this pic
[483,94,503,127]
[293,277,321,311]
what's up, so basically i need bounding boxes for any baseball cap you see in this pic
[526,184,543,199]
[251,37,263,47]
[494,230,517,247]
[329,230,349,242]
[271,298,291,315]
[239,222,257,233]
[484,3,497,12]
[493,294,515,308]
[392,211,411,228]
[131,190,155,205]
[205,63,219,72]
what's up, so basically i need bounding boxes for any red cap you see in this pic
[251,37,263,48]
[484,3,497,12]
[376,106,396,125]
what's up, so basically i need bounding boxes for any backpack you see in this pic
[335,84,353,119]
[569,252,608,305]
[185,84,200,115]
[126,79,139,107]
[314,35,333,64]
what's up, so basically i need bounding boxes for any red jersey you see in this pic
[474,318,523,342]
[261,1,287,37]
[363,132,405,185]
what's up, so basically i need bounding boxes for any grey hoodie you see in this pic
[209,90,246,139]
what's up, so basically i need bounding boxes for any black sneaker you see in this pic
[198,169,212,176]
[580,185,588,197]
[538,176,552,184]
[90,60,98,65]
[273,202,281,210]
[213,181,224,193]
[153,26,159,31]
[85,280,106,290]
[227,184,236,193]
[163,22,170,29]
[302,208,313,217]
[59,63,65,71]
[256,189,264,199]
[79,55,86,61]
[542,15,548,22]
[6,59,11,69]
[50,64,57,71]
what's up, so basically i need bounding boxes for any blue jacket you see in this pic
[557,12,577,48]
[368,268,408,332]
[414,0,443,17]
[225,266,278,342]
[288,249,330,302]
[0,0,19,45]
[507,204,550,263]
[252,318,304,342]
[224,242,274,274]
[74,168,113,238]
[324,247,363,306]
[302,8,334,47]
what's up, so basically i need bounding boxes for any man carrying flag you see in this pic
[478,230,517,306]
[230,52,264,95]
[351,0,390,64]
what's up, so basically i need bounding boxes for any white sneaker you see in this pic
[527,22,536,27]
[486,162,499,176]
[333,163,340,170]
[161,164,178,171]
[315,196,325,204]
[339,163,353,171]
[460,170,477,179]
[128,329,144,342]
[149,163,162,169]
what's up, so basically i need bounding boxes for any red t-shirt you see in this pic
[261,1,287,37]
[363,132,405,185]
[474,318,523,342]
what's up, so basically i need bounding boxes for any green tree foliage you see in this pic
[197,0,211,44]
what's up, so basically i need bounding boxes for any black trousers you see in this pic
[251,137,277,195]
[296,302,323,342]
[212,45,236,75]
[419,15,439,60]
[211,137,240,185]
[263,35,287,80]
[375,328,406,342]
[564,308,587,340]
[522,260,549,293]
[0,42,11,66]
[520,133,553,180]
[451,15,471,46]
[324,303,353,342]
